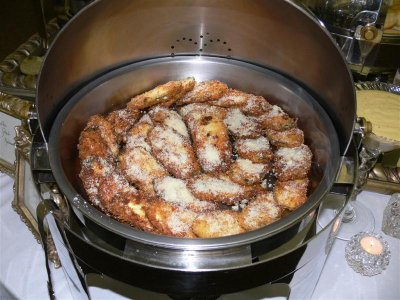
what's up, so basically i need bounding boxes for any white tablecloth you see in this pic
[1,173,399,299]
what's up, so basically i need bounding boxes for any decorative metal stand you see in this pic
[0,15,69,98]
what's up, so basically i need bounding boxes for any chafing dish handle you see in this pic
[0,92,38,137]
[0,92,35,120]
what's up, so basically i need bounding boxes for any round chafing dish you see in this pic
[30,0,357,298]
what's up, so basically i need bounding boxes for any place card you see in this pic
[0,111,21,176]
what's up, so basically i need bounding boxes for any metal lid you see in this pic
[37,0,355,154]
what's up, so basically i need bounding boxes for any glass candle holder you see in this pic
[382,193,400,239]
[345,232,391,276]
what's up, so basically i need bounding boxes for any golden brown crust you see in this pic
[78,78,314,238]
[224,108,262,138]
[235,136,274,163]
[148,106,189,138]
[238,191,282,231]
[182,103,227,123]
[98,173,155,232]
[78,115,119,162]
[87,115,119,155]
[240,95,272,116]
[273,179,309,210]
[79,157,114,207]
[209,88,250,108]
[273,145,312,181]
[267,128,304,148]
[176,80,228,105]
[259,105,296,131]
[178,103,215,120]
[125,121,153,152]
[118,147,168,196]
[146,200,197,237]
[227,159,269,186]
[148,125,200,179]
[154,176,218,212]
[127,77,195,110]
[186,106,232,173]
[187,174,255,205]
[136,182,159,198]
[78,129,114,163]
[106,108,141,142]
[192,210,244,238]
[210,89,271,116]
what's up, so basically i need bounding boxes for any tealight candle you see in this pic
[360,236,384,255]
[345,232,390,276]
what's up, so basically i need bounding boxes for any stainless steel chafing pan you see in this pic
[28,0,357,297]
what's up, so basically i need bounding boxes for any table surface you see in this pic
[1,173,399,300]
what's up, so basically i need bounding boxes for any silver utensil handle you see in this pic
[37,197,91,300]
[37,199,58,300]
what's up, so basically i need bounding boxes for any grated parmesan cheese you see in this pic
[212,89,248,107]
[192,176,243,195]
[137,114,153,125]
[79,78,314,238]
[224,108,259,137]
[154,176,214,211]
[198,143,222,171]
[236,158,266,175]
[121,147,166,181]
[237,136,270,152]
[149,106,189,138]
[241,95,271,114]
[267,105,285,117]
[126,136,151,152]
[275,145,311,171]
[164,114,189,138]
[178,103,207,118]
[150,126,189,168]
[166,212,189,234]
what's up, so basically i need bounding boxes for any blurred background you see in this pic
[0,0,91,60]
[0,0,56,60]
[0,0,399,82]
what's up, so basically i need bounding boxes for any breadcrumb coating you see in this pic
[78,78,313,237]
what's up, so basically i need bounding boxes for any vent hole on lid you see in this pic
[206,32,210,35]
[204,43,207,46]
[199,49,203,52]
[189,38,192,41]
[171,46,174,49]
[200,35,203,38]
[217,39,220,42]
[228,48,231,51]
[194,42,198,45]
[210,39,213,42]
[223,41,227,44]
[176,39,180,42]
[183,37,186,40]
